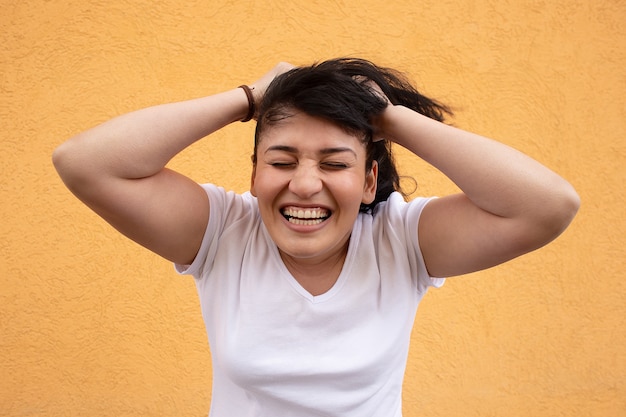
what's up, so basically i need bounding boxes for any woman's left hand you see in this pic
[356,78,392,142]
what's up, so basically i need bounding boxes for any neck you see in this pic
[279,244,348,296]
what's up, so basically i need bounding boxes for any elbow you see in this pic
[531,182,581,246]
[52,142,68,173]
[550,182,580,233]
[52,138,94,192]
[52,140,77,186]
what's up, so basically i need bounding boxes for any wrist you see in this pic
[376,104,404,143]
[238,85,256,122]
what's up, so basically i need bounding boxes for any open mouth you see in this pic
[281,206,330,225]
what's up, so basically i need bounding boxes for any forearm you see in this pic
[383,105,579,221]
[53,88,248,182]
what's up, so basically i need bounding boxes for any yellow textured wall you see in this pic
[2,1,624,416]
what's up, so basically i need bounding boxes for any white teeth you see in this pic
[287,218,325,225]
[283,207,329,220]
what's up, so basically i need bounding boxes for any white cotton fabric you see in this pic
[176,184,444,417]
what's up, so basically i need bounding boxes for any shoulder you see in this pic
[371,192,435,226]
[201,183,257,209]
[176,185,261,276]
[355,192,443,290]
[357,191,436,259]
[201,183,259,224]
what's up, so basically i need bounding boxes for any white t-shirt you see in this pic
[177,184,444,417]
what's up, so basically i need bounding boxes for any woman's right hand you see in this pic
[249,62,295,117]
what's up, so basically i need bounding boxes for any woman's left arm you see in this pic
[379,105,580,277]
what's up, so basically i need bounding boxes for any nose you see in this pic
[288,164,323,198]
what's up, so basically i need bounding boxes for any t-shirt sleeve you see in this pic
[377,192,445,292]
[409,197,446,290]
[174,184,256,278]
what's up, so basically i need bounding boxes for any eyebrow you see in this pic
[264,145,357,157]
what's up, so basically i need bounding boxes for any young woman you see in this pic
[53,58,579,416]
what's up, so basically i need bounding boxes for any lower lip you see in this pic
[281,214,329,232]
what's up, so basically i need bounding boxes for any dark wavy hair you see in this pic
[253,58,451,213]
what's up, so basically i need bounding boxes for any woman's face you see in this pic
[251,111,377,266]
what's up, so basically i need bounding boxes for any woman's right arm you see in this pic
[53,88,250,265]
[53,63,293,265]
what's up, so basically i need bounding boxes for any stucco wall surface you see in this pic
[1,1,624,416]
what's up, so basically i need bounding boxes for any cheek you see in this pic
[251,168,281,200]
[332,175,369,205]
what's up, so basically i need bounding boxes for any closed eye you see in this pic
[321,162,349,170]
[269,162,296,168]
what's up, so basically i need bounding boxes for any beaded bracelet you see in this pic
[238,85,255,122]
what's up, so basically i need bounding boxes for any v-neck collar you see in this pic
[261,217,362,304]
